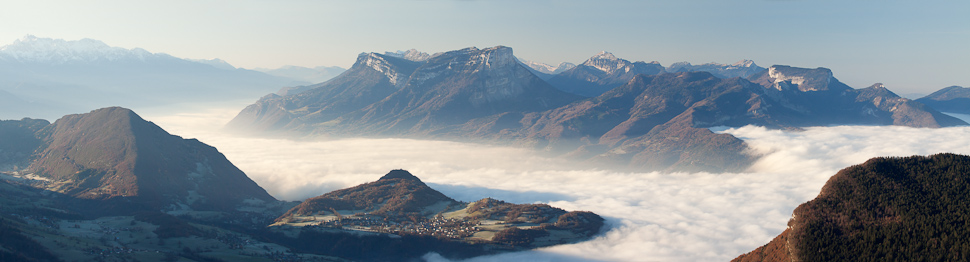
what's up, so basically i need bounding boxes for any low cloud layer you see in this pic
[146,108,970,262]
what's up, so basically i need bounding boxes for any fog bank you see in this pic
[146,108,970,262]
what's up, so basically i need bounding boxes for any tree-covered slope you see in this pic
[734,153,970,261]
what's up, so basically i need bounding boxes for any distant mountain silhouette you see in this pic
[667,60,764,79]
[0,35,296,120]
[916,86,970,114]
[518,58,576,80]
[255,65,347,87]
[734,153,970,261]
[546,51,665,97]
[0,118,48,169]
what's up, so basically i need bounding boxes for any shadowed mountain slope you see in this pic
[462,72,789,172]
[916,86,970,115]
[19,107,275,211]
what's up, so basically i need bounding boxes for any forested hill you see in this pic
[734,153,970,261]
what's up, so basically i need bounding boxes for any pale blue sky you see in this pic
[2,0,967,94]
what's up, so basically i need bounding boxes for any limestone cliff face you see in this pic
[228,46,580,136]
[226,52,423,134]
[342,46,580,134]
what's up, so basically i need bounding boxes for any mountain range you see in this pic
[667,60,764,79]
[228,46,582,137]
[734,153,970,261]
[0,36,343,120]
[227,45,966,172]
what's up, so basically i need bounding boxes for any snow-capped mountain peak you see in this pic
[582,51,631,75]
[0,35,164,64]
[732,59,756,67]
[384,49,432,62]
[518,59,577,75]
[591,51,618,61]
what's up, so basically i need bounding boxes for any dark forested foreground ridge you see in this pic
[734,153,970,262]
[227,45,966,172]
[0,108,603,261]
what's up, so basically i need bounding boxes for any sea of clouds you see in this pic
[145,108,970,262]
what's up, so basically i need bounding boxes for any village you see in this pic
[310,215,485,240]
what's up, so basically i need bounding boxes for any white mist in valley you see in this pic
[146,108,970,262]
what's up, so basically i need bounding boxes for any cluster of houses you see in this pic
[313,215,482,239]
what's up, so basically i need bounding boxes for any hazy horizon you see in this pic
[4,1,969,260]
[3,0,968,94]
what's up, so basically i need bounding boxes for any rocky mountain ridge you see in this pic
[227,46,965,172]
[0,35,161,64]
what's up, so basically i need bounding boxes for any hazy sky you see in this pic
[2,0,967,94]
